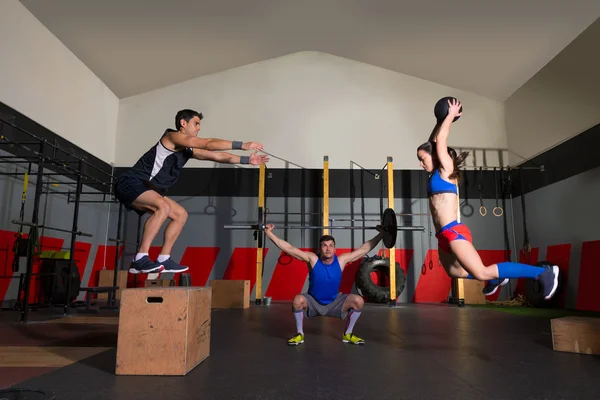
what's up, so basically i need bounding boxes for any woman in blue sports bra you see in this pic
[416,98,559,300]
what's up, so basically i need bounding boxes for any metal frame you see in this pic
[0,117,117,322]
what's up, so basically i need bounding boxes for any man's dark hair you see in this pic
[175,109,203,130]
[319,235,335,246]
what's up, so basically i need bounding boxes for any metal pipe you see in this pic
[323,155,329,235]
[0,132,111,187]
[21,141,45,323]
[110,203,124,308]
[108,237,140,247]
[259,150,306,169]
[11,220,93,237]
[0,141,40,145]
[330,214,430,222]
[76,200,119,204]
[462,165,544,171]
[64,160,83,316]
[0,119,113,179]
[224,224,425,232]
[265,211,322,216]
[350,160,378,178]
[386,156,397,304]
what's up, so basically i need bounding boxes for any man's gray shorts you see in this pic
[301,293,349,319]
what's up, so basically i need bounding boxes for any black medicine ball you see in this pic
[434,96,462,123]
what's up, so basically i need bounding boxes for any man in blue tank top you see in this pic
[114,109,269,275]
[265,224,385,346]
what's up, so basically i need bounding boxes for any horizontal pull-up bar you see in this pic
[11,220,93,238]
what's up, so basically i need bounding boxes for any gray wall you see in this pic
[509,165,600,309]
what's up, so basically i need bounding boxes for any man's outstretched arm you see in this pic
[338,232,383,266]
[264,224,317,264]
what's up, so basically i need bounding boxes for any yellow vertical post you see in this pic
[323,155,329,235]
[387,156,396,303]
[255,163,266,304]
[454,183,465,305]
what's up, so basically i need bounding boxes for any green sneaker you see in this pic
[287,333,304,346]
[342,333,365,345]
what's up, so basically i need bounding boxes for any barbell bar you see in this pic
[223,208,425,249]
[223,224,425,231]
[11,220,93,238]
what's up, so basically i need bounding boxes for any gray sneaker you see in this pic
[160,258,189,273]
[482,278,509,296]
[537,265,560,300]
[129,255,164,274]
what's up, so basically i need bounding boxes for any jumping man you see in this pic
[114,109,269,274]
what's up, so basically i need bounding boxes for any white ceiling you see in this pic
[19,0,600,100]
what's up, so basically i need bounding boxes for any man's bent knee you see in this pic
[292,295,307,310]
[170,206,188,222]
[149,198,170,217]
[345,294,364,311]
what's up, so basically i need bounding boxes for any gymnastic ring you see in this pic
[231,208,238,217]
[421,263,426,275]
[492,207,503,217]
[479,206,487,216]
[461,203,474,217]
[429,259,433,270]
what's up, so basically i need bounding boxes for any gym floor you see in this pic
[1,303,599,399]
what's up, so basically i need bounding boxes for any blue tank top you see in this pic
[427,169,458,196]
[308,255,342,305]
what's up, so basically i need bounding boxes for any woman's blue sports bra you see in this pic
[427,169,458,196]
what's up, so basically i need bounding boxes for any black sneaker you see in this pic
[482,278,509,296]
[160,258,189,273]
[537,265,560,300]
[129,256,164,274]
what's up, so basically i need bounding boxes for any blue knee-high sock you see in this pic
[465,262,545,281]
[496,262,545,279]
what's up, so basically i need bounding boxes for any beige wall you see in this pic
[116,51,507,170]
[0,0,119,164]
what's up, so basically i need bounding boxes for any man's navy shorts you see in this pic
[113,175,157,216]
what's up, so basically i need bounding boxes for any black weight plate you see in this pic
[381,208,397,248]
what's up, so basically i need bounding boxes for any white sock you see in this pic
[135,253,148,261]
[293,309,304,335]
[344,309,361,335]
[157,254,170,263]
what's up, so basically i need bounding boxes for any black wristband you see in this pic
[232,141,243,150]
[240,156,250,165]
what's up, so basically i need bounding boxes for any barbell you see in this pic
[223,208,425,249]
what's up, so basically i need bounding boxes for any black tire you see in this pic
[524,261,563,308]
[355,257,405,303]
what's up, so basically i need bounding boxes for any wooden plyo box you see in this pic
[551,316,600,356]
[115,287,212,375]
[209,280,250,309]
[98,270,128,300]
[452,278,486,305]
[144,279,175,288]
[462,279,486,305]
